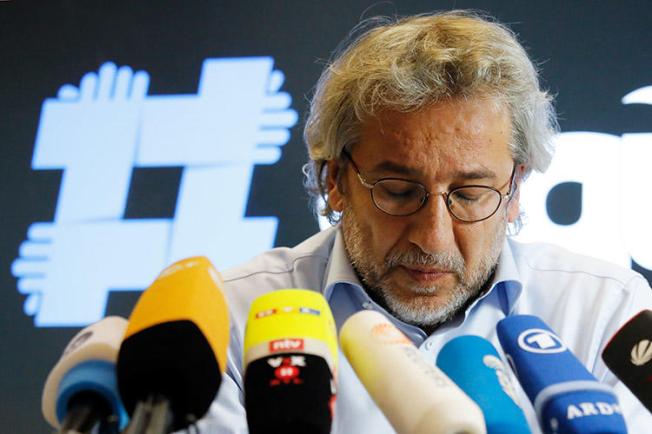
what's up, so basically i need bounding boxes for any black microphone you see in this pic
[117,256,230,433]
[602,309,652,412]
[243,289,338,434]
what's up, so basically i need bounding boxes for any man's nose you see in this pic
[406,193,457,254]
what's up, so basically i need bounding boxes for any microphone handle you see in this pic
[59,391,115,434]
[122,395,173,434]
[122,400,150,434]
[145,396,173,434]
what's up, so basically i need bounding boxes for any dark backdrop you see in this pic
[1,1,650,432]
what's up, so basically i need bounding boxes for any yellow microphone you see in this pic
[244,289,337,434]
[117,256,229,433]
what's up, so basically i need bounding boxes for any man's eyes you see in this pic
[451,190,477,200]
[374,180,493,203]
[450,188,489,203]
[377,182,421,199]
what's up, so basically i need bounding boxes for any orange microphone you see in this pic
[117,256,229,433]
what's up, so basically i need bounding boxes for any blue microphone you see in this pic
[42,316,129,433]
[436,335,531,433]
[497,315,627,434]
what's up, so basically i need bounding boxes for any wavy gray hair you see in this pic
[303,10,558,228]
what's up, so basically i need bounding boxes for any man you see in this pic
[201,11,652,433]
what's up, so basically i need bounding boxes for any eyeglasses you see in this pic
[341,149,516,223]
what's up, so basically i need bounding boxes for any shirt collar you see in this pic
[446,236,523,329]
[322,227,365,300]
[490,237,524,314]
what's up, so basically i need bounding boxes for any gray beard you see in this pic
[341,205,505,330]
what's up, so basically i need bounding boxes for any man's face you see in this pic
[327,97,521,329]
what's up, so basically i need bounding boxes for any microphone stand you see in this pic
[59,391,119,434]
[122,395,173,434]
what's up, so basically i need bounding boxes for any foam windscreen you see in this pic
[602,309,652,412]
[117,256,229,430]
[244,289,337,434]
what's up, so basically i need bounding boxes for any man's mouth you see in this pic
[399,265,454,282]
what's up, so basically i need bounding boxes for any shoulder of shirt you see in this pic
[221,226,337,285]
[508,238,648,290]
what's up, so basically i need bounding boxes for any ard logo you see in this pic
[566,402,622,420]
[518,328,567,354]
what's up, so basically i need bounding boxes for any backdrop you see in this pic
[1,1,650,432]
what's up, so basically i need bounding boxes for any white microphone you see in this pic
[42,316,128,433]
[340,310,486,434]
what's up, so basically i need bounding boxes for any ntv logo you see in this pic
[12,59,297,327]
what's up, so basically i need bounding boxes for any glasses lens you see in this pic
[371,179,426,215]
[448,186,502,221]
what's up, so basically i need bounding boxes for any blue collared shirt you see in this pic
[196,226,652,433]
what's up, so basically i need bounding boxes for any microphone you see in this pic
[42,316,129,434]
[340,310,486,434]
[602,309,652,411]
[117,256,229,433]
[436,335,531,434]
[497,315,628,434]
[243,289,338,434]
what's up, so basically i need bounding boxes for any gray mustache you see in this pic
[385,249,465,275]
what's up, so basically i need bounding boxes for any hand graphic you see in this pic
[254,68,299,164]
[34,62,149,221]
[138,57,297,167]
[12,220,170,326]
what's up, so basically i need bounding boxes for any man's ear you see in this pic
[507,165,525,223]
[326,159,346,212]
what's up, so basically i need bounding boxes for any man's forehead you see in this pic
[365,157,501,181]
[354,99,513,180]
